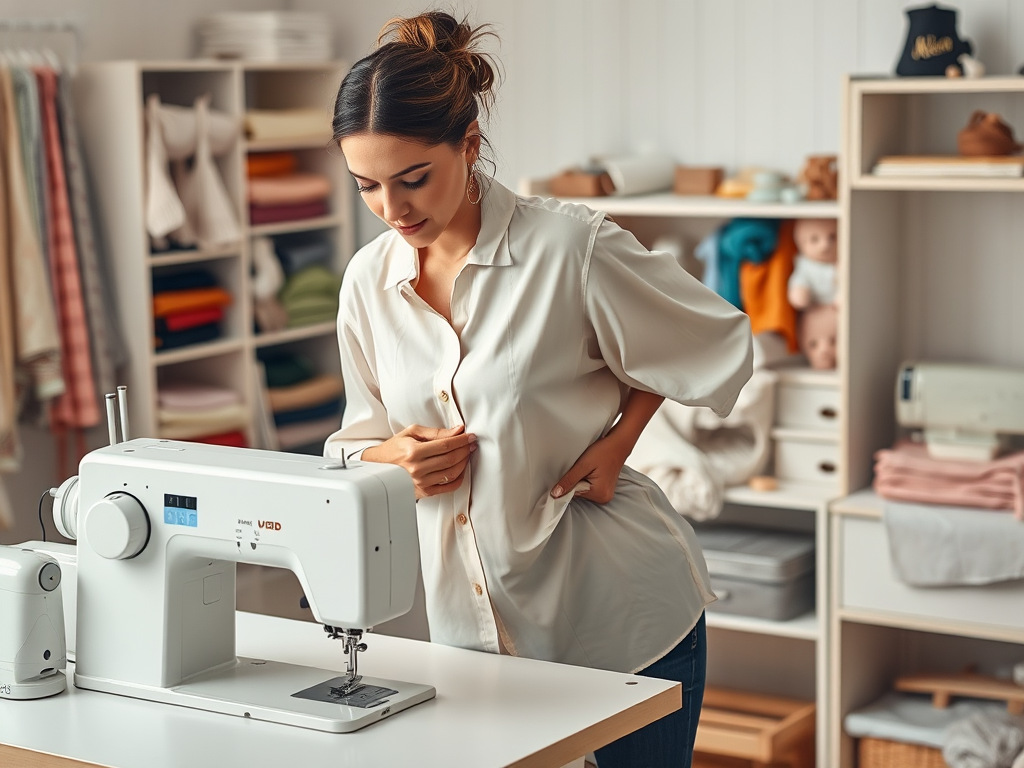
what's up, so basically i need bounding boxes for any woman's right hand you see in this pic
[360,425,477,499]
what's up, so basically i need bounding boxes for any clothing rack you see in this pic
[0,18,80,65]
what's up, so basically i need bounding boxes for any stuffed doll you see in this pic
[798,303,838,370]
[788,218,838,310]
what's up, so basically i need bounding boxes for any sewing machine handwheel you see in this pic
[84,492,150,560]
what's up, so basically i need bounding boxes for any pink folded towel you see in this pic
[874,440,1024,519]
[248,173,332,206]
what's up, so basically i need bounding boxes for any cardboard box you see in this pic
[674,166,724,196]
[548,170,615,197]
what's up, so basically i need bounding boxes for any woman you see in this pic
[325,12,752,767]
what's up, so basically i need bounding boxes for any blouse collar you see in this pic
[383,176,516,290]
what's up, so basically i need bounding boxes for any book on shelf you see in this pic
[872,155,1024,178]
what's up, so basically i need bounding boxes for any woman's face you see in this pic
[340,129,479,249]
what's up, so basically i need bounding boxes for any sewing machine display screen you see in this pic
[164,494,198,528]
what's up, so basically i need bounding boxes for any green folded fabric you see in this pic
[261,354,316,388]
[279,265,342,305]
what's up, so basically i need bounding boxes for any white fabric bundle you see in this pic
[943,711,1024,768]
[628,368,777,521]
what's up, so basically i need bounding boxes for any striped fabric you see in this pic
[36,67,99,432]
[57,72,124,400]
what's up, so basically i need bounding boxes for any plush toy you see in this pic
[798,303,838,370]
[788,219,838,310]
[798,155,838,201]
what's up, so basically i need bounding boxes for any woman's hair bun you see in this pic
[379,11,497,99]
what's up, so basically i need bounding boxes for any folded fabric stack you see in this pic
[260,351,344,451]
[874,440,1024,519]
[153,270,232,350]
[158,382,249,446]
[248,150,331,225]
[198,12,332,62]
[279,265,343,328]
[250,232,340,333]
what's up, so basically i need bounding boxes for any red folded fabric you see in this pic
[874,440,1024,519]
[191,430,248,448]
[161,306,224,332]
[250,200,329,225]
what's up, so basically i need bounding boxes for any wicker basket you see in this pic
[859,737,947,768]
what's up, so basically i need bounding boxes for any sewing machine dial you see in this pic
[84,492,150,560]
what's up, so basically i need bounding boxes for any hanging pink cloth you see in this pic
[36,67,99,476]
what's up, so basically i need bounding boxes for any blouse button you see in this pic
[457,513,468,525]
[473,583,483,596]
[439,390,450,403]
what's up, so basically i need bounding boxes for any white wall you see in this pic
[299,0,1024,190]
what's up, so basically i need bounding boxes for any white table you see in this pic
[0,612,679,768]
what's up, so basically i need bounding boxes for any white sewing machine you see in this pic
[56,438,433,732]
[896,361,1024,461]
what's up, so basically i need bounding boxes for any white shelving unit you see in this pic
[830,75,1024,767]
[523,179,844,766]
[74,60,350,449]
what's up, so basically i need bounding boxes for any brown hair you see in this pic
[332,11,499,152]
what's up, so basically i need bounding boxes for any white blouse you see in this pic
[325,179,753,673]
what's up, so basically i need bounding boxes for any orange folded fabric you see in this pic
[740,219,799,352]
[247,152,298,178]
[248,173,332,206]
[153,287,233,318]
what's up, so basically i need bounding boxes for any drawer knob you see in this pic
[818,461,837,474]
[819,407,838,419]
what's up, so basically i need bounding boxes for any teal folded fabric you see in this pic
[717,218,780,309]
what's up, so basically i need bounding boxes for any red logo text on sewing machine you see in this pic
[258,520,282,531]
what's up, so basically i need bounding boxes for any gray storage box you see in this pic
[694,526,815,621]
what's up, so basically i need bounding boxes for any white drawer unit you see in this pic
[772,428,840,489]
[774,368,840,433]
[839,514,1024,634]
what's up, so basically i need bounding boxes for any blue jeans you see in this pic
[595,613,707,768]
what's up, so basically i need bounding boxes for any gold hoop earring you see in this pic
[467,163,482,205]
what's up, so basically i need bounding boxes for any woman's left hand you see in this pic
[550,432,632,504]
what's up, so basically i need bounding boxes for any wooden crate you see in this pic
[695,687,816,768]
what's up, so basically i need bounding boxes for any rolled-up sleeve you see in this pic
[583,218,753,417]
[323,307,391,461]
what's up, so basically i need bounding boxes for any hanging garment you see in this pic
[145,93,240,243]
[0,66,65,473]
[10,67,51,280]
[57,72,124,401]
[145,94,187,240]
[170,95,241,248]
[36,67,100,434]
